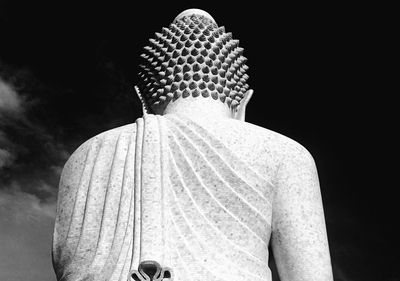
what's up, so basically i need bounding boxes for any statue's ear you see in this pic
[233,89,253,121]
[134,85,151,115]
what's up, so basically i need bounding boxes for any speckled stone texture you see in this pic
[52,9,333,281]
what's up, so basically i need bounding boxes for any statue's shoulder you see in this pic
[74,122,136,153]
[238,120,315,164]
[61,122,137,177]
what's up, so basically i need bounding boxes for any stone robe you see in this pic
[53,114,275,281]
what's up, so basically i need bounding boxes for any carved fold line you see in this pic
[169,116,271,206]
[90,130,124,267]
[100,133,131,275]
[139,114,165,262]
[139,115,150,263]
[170,247,190,281]
[156,116,167,264]
[167,114,274,194]
[116,237,133,281]
[167,154,266,263]
[158,116,177,268]
[168,114,273,186]
[168,134,263,243]
[167,120,271,224]
[68,136,105,265]
[102,128,136,279]
[63,137,99,242]
[167,134,268,252]
[132,118,145,269]
[169,211,224,281]
[71,131,122,269]
[56,140,92,267]
[167,160,266,264]
[167,176,267,280]
[168,127,270,244]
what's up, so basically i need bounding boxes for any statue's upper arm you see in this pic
[52,123,137,280]
[271,141,333,281]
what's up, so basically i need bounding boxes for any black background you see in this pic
[0,1,397,280]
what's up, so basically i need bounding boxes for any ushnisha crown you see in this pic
[137,9,250,112]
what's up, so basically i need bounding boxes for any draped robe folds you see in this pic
[52,114,274,281]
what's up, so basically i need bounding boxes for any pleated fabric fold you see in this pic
[53,114,273,281]
[53,123,137,281]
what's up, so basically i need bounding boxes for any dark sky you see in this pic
[0,1,397,281]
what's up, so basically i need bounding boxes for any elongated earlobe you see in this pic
[134,85,151,115]
[233,89,253,121]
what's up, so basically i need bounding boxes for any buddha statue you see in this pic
[52,9,334,281]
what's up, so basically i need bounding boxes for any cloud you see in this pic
[0,78,22,170]
[0,184,56,281]
[0,147,15,168]
[0,70,69,177]
[0,182,56,223]
[0,77,24,117]
[0,67,63,280]
[0,77,24,170]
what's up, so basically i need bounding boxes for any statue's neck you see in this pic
[157,97,232,121]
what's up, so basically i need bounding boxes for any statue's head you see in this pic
[136,9,252,118]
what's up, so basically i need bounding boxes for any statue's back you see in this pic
[52,8,333,281]
[53,114,284,281]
